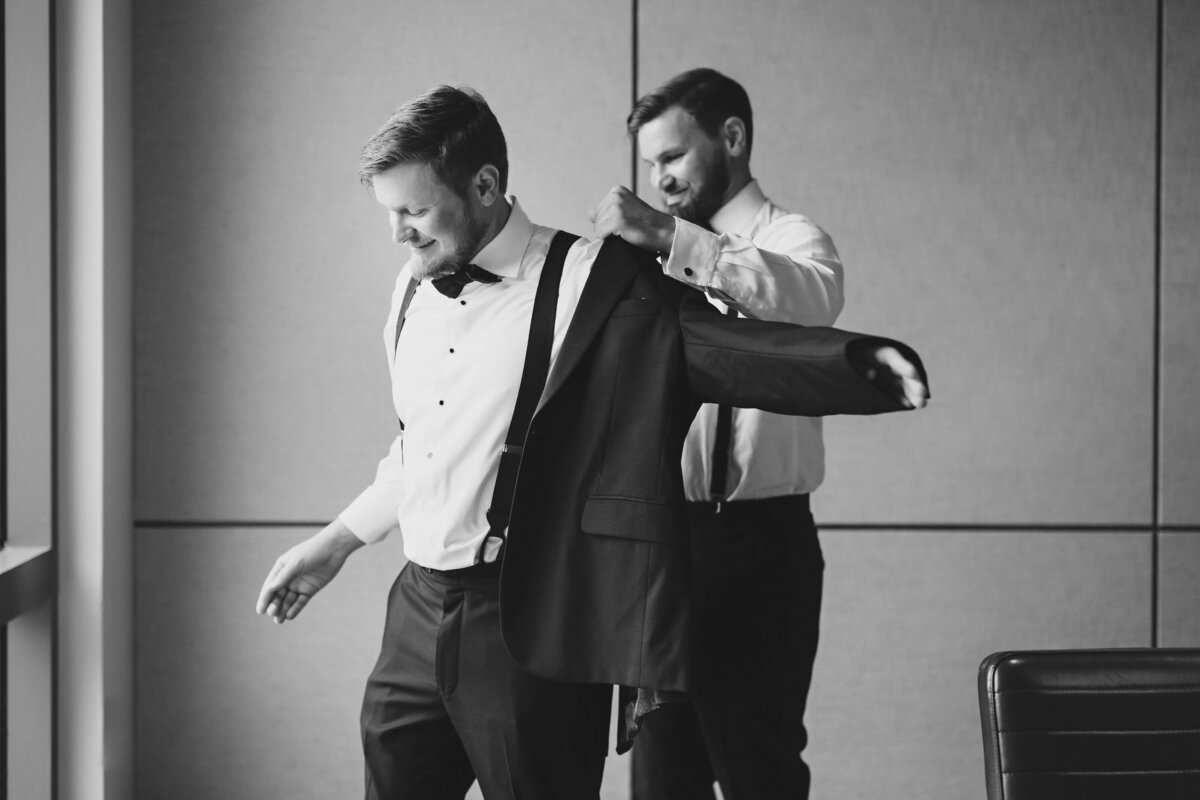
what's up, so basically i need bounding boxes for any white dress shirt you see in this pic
[338,198,600,569]
[664,180,845,502]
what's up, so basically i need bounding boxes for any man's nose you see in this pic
[391,217,412,244]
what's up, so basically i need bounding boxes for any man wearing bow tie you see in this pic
[256,84,927,800]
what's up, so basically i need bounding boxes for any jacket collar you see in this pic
[536,236,645,413]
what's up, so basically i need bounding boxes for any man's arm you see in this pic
[679,290,929,415]
[255,433,405,622]
[590,186,843,324]
[256,518,365,623]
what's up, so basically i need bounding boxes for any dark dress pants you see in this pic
[361,562,611,800]
[631,494,824,800]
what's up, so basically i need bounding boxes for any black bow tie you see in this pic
[431,264,502,298]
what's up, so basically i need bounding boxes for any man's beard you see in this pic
[669,159,731,225]
[409,209,489,280]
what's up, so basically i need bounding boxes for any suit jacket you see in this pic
[498,236,926,692]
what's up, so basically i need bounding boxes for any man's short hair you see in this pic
[359,85,508,193]
[627,68,753,156]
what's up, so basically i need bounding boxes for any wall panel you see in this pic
[135,527,405,798]
[1160,0,1200,526]
[639,0,1157,525]
[133,0,631,521]
[1159,531,1200,646]
[806,529,1151,799]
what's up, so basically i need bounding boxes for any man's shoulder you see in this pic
[751,198,837,255]
[758,197,825,234]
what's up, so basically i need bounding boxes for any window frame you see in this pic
[2,0,57,796]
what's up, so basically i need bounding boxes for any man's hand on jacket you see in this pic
[589,186,677,255]
[853,344,930,410]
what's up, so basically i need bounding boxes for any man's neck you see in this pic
[470,198,513,260]
[719,169,754,211]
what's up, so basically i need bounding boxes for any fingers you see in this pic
[903,375,930,409]
[256,554,302,620]
[855,345,929,410]
[872,346,928,409]
[591,186,636,238]
[255,559,287,615]
[590,191,617,237]
[286,593,311,621]
[259,588,310,624]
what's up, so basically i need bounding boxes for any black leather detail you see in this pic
[978,648,1200,800]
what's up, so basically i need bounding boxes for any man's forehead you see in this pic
[638,106,703,154]
[372,161,443,206]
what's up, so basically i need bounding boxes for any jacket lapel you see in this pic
[536,237,641,413]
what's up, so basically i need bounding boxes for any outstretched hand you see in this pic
[588,186,676,255]
[856,345,930,410]
[255,520,364,624]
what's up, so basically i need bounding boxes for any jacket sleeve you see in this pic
[678,287,928,416]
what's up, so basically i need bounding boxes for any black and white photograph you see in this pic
[2,1,1198,799]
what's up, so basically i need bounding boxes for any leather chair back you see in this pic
[978,648,1200,799]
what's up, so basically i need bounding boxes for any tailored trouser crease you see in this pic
[361,562,610,800]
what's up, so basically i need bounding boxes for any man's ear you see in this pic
[473,164,502,206]
[722,117,748,158]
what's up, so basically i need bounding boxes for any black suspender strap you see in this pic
[707,306,739,508]
[477,230,578,563]
[391,277,420,431]
[393,277,420,358]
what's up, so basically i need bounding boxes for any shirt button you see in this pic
[426,452,433,459]
[683,267,694,277]
[449,348,455,353]
[460,300,467,306]
[438,400,445,406]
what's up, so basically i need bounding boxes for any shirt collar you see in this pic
[469,196,534,279]
[708,180,767,236]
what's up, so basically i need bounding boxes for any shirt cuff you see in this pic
[338,487,400,544]
[662,217,720,288]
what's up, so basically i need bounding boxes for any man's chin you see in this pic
[410,255,454,281]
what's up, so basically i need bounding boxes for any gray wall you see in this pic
[132,1,1200,798]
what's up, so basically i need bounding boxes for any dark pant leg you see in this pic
[632,496,824,800]
[361,563,477,800]
[630,700,716,800]
[435,568,611,800]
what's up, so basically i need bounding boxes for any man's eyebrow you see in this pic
[388,202,425,215]
[642,148,680,165]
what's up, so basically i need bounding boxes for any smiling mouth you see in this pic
[662,188,688,205]
[409,240,434,250]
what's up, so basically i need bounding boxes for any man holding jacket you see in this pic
[257,83,927,800]
[591,67,845,800]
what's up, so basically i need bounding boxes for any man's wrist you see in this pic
[320,518,367,558]
[657,215,678,255]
